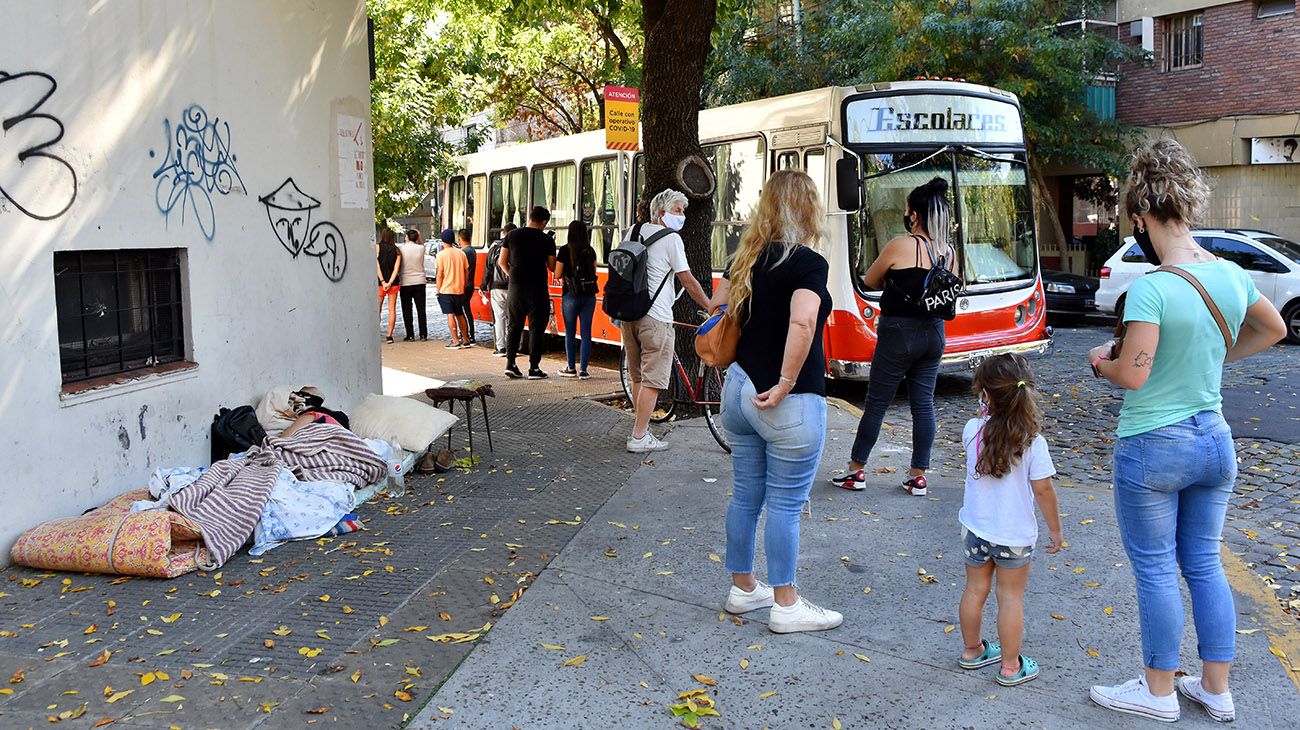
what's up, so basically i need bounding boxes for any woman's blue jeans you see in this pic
[851,316,944,468]
[561,293,596,370]
[721,364,826,587]
[1113,411,1237,671]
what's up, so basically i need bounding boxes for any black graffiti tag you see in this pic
[259,177,349,282]
[0,71,78,220]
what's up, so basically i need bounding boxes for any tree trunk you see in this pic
[642,0,717,402]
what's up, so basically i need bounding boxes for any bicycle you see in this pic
[619,317,730,453]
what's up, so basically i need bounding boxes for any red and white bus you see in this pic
[439,80,1050,379]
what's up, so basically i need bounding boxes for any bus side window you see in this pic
[705,136,766,270]
[582,157,621,263]
[448,176,466,231]
[533,163,577,248]
[804,148,826,203]
[775,151,799,172]
[488,169,526,243]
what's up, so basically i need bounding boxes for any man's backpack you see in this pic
[211,406,268,463]
[603,223,675,321]
[483,241,508,289]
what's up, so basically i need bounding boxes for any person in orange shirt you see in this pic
[435,231,471,349]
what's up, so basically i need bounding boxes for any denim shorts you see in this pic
[961,527,1033,569]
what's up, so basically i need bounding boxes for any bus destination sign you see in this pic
[845,95,1023,146]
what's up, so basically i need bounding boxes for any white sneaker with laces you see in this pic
[627,432,670,453]
[723,581,774,614]
[1090,677,1180,723]
[1177,676,1235,722]
[768,596,843,634]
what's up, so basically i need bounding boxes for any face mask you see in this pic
[1133,224,1160,265]
[902,213,912,233]
[662,213,686,231]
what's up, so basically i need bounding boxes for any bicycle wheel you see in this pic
[619,348,676,422]
[699,363,730,453]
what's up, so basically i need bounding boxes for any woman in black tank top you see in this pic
[830,177,952,496]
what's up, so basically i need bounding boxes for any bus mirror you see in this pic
[836,157,861,212]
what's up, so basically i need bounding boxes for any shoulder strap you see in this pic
[1154,266,1233,349]
[642,227,674,249]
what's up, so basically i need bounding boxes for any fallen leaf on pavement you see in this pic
[394,690,412,702]
[87,650,111,667]
[159,694,185,703]
[692,674,717,686]
[758,690,777,699]
[562,655,587,667]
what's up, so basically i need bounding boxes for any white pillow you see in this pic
[351,394,457,452]
[257,385,298,436]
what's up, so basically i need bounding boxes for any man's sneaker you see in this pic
[1090,677,1180,723]
[558,367,578,378]
[1177,676,1235,722]
[723,581,775,614]
[578,371,591,380]
[492,349,506,357]
[458,341,474,349]
[527,368,549,380]
[627,432,670,453]
[768,596,843,634]
[830,470,866,491]
[902,475,928,496]
[504,365,523,379]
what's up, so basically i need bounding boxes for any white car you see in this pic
[1096,228,1300,342]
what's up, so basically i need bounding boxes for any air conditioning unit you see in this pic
[1129,16,1154,53]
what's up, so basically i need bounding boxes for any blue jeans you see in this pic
[1113,411,1237,671]
[721,364,826,587]
[850,316,944,468]
[561,293,596,370]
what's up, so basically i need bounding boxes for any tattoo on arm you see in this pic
[1133,350,1153,369]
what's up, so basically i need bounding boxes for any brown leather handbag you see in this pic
[695,305,741,368]
[1111,265,1233,358]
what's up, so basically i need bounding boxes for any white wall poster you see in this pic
[336,114,370,208]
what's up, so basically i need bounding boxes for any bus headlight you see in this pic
[1014,305,1026,325]
[862,307,875,321]
[1027,297,1038,317]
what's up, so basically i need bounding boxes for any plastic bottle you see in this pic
[385,439,406,497]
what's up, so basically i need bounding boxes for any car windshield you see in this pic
[1255,236,1300,265]
[851,149,1036,291]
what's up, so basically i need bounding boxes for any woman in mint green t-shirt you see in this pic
[1085,138,1285,724]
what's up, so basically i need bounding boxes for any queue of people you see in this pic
[707,139,1284,725]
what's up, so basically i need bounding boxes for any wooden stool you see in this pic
[425,379,495,459]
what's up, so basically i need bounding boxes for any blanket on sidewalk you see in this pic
[249,467,357,557]
[170,448,282,569]
[267,423,387,488]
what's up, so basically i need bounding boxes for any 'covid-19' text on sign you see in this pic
[605,85,639,151]
[845,94,1023,146]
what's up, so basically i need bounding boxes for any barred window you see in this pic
[1257,1,1295,19]
[54,249,186,384]
[1163,13,1203,71]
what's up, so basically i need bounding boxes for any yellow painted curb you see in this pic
[827,397,863,418]
[1221,544,1300,694]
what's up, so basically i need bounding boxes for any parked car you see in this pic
[424,242,438,282]
[1096,228,1300,343]
[1042,269,1100,317]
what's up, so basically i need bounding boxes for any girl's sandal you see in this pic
[958,639,1002,670]
[994,655,1040,686]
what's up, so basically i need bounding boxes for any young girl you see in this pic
[957,354,1062,686]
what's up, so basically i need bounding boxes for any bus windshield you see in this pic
[852,149,1036,291]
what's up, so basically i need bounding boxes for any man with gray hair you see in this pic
[623,188,711,453]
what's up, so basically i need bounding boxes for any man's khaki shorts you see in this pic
[623,317,674,390]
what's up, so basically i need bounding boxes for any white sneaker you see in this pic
[723,581,774,614]
[1090,677,1180,723]
[768,596,843,634]
[1177,676,1235,722]
[626,432,670,453]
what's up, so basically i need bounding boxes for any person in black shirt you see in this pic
[830,177,953,497]
[708,170,840,635]
[499,206,557,379]
[555,220,599,378]
[457,228,478,344]
[375,228,401,344]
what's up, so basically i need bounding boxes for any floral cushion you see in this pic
[11,489,208,578]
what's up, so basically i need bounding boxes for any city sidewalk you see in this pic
[412,404,1300,729]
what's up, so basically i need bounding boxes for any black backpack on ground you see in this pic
[211,406,268,463]
[603,223,675,321]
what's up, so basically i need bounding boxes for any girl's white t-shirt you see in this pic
[958,417,1056,547]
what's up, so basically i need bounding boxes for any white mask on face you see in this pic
[661,213,686,231]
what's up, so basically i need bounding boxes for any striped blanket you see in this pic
[170,424,387,569]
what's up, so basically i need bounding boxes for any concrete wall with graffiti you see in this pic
[0,0,377,555]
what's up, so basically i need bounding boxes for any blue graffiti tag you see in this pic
[149,104,244,240]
